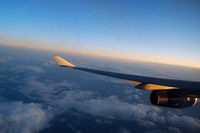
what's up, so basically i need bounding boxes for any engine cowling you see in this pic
[150,91,198,108]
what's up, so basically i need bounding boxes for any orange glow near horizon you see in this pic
[0,38,200,69]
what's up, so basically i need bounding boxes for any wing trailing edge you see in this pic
[125,80,177,90]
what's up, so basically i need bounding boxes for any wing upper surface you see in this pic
[53,56,200,92]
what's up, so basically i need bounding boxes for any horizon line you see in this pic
[0,38,200,69]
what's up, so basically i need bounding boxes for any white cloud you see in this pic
[75,96,162,121]
[167,114,200,132]
[43,60,56,66]
[0,57,12,63]
[10,65,45,74]
[0,101,52,133]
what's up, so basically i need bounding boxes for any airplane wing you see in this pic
[53,56,200,108]
[53,56,200,91]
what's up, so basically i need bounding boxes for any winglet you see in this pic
[53,56,76,67]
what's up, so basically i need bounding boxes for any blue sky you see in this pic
[0,0,200,68]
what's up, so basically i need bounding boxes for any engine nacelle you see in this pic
[150,91,198,108]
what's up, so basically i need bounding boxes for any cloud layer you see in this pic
[1,63,200,133]
[17,77,200,133]
[0,102,51,133]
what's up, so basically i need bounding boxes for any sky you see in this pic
[0,0,200,68]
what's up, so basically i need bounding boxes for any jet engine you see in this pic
[150,91,198,108]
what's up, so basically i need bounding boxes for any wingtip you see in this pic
[53,56,76,67]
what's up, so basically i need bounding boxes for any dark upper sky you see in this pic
[0,0,200,68]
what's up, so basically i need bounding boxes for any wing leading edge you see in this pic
[53,56,200,97]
